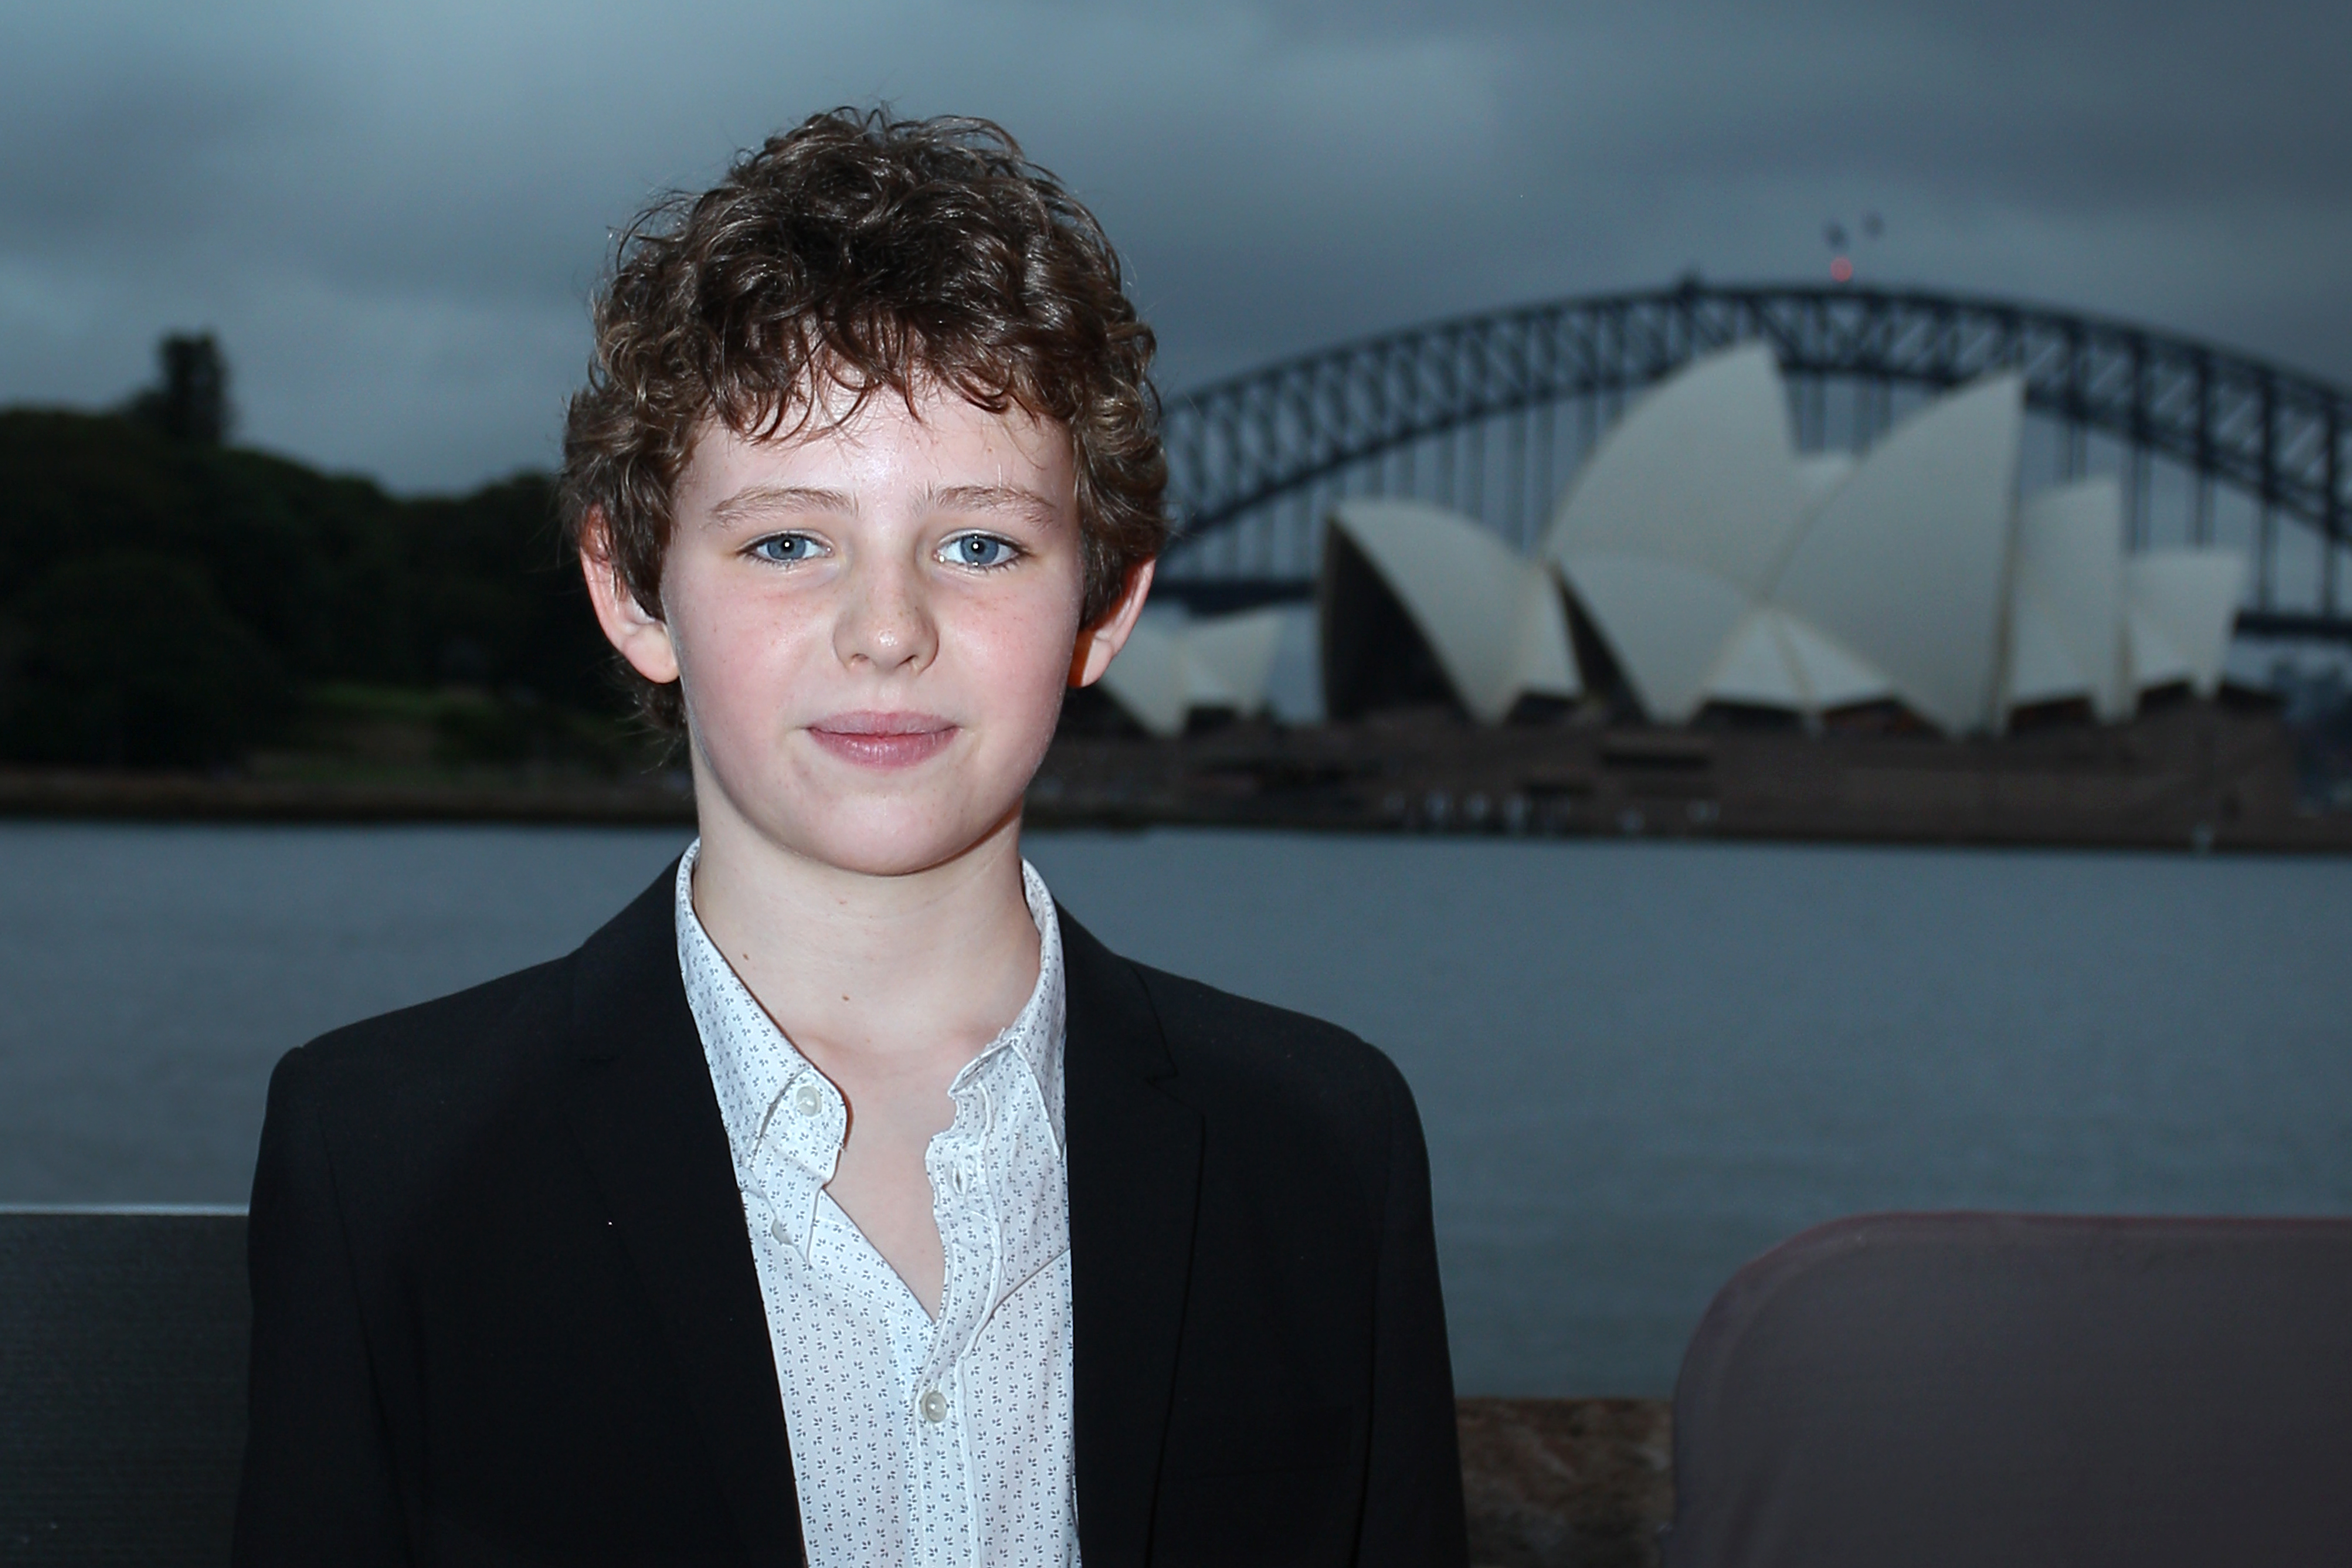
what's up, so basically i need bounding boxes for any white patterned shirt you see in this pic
[672,843,1079,1568]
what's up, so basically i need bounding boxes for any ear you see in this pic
[579,509,682,686]
[1069,559,1156,688]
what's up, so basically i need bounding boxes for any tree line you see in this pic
[0,336,625,769]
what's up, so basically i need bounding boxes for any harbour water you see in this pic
[4,821,2347,1394]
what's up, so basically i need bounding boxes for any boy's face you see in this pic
[588,382,1148,878]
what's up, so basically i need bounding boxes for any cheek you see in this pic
[955,600,1083,716]
[669,586,805,726]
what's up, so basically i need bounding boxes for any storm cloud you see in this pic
[4,0,2346,492]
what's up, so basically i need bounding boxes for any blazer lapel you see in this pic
[560,867,805,1567]
[1061,909,1205,1568]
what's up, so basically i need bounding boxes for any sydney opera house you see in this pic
[1101,345,2247,740]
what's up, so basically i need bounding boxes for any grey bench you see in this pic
[0,1209,248,1566]
[1665,1211,2352,1568]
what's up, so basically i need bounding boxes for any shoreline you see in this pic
[0,768,698,827]
[6,701,2348,853]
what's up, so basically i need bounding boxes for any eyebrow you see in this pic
[923,484,1065,529]
[705,485,854,526]
[705,482,1066,530]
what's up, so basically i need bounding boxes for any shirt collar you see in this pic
[673,840,1068,1225]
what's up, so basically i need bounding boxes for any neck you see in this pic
[687,796,1042,1075]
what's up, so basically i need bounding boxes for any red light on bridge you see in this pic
[1830,256,1854,283]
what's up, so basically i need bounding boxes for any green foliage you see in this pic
[0,406,627,770]
[0,551,287,765]
[295,682,653,772]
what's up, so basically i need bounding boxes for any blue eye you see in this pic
[751,533,821,564]
[945,534,1016,568]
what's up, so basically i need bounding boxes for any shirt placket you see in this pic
[911,1061,1011,1568]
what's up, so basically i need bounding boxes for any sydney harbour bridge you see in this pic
[1151,281,2352,645]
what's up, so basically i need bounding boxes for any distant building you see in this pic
[1320,498,1580,724]
[1101,344,2246,736]
[1093,604,1289,738]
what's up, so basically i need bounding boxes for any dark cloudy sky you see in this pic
[4,0,2346,494]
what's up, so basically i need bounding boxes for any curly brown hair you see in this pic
[560,108,1167,731]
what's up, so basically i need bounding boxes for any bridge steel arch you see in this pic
[1157,282,2351,638]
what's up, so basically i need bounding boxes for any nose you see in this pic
[831,550,939,676]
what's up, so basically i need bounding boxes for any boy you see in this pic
[235,109,1465,1567]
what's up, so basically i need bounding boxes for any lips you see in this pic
[805,711,958,769]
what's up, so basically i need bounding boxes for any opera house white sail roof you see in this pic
[1321,499,1579,724]
[1766,375,2026,732]
[1093,605,1289,738]
[2009,478,2132,722]
[1540,344,1814,723]
[1097,344,2248,737]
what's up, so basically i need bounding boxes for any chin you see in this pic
[782,798,1019,879]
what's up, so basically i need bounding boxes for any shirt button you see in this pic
[919,1389,949,1423]
[769,1217,789,1246]
[792,1082,822,1116]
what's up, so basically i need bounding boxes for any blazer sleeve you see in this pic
[233,1045,413,1567]
[1361,1059,1470,1568]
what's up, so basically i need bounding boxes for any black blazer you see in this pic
[234,865,1467,1567]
